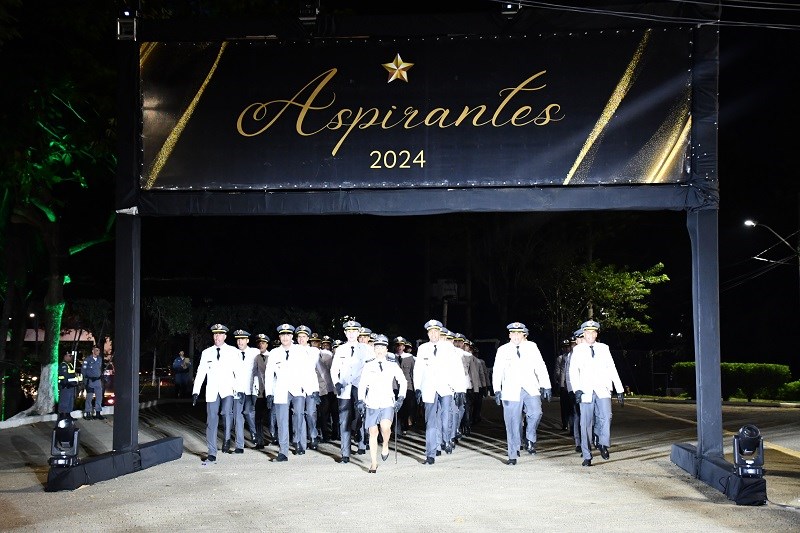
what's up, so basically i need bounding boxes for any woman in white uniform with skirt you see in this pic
[357,334,407,473]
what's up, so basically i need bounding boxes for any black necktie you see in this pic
[434,345,437,356]
[216,347,220,360]
[351,346,355,357]
[241,351,245,361]
[379,362,383,371]
[590,346,595,358]
[286,350,290,360]
[516,346,520,358]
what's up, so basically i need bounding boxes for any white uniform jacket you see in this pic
[263,343,320,404]
[193,343,240,401]
[568,341,623,403]
[330,341,370,399]
[414,341,466,403]
[492,340,552,402]
[357,358,408,409]
[235,346,261,395]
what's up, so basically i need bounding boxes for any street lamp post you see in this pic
[744,219,800,312]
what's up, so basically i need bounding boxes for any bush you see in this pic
[777,380,800,401]
[670,362,792,401]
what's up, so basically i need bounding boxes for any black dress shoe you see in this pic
[83,413,93,420]
[205,455,216,463]
[222,442,231,454]
[341,456,350,464]
[424,457,435,465]
[94,413,105,420]
[575,445,582,453]
[357,448,366,455]
[526,441,536,454]
[599,445,610,460]
[435,450,442,456]
[582,458,592,467]
[255,442,265,450]
[234,448,244,454]
[507,459,517,465]
[444,443,453,454]
[275,453,288,462]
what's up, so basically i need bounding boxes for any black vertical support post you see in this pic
[113,215,141,453]
[113,11,141,453]
[670,15,733,491]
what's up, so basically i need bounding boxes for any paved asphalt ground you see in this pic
[0,398,798,532]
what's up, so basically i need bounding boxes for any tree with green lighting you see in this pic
[0,2,117,416]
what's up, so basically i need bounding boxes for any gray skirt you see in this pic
[365,406,395,428]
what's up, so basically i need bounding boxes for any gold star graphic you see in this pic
[382,53,414,83]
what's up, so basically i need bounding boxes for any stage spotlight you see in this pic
[733,424,764,478]
[49,416,80,468]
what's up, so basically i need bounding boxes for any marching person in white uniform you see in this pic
[414,319,466,465]
[263,324,320,462]
[357,334,407,473]
[192,323,241,463]
[330,320,371,463]
[295,325,324,450]
[232,329,260,453]
[568,319,624,466]
[492,321,552,465]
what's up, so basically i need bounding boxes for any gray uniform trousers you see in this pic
[289,393,307,451]
[521,389,543,445]
[242,394,258,439]
[273,402,291,456]
[337,385,358,458]
[571,393,582,447]
[501,399,523,460]
[424,393,454,457]
[233,399,245,449]
[205,395,223,456]
[451,400,460,440]
[221,395,235,445]
[304,395,318,443]
[579,392,612,460]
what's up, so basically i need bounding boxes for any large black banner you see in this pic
[141,28,692,191]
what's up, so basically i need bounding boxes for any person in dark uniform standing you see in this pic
[82,346,104,420]
[253,333,271,449]
[57,351,80,417]
[554,339,572,431]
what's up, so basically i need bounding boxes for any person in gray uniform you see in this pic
[253,333,271,449]
[569,319,624,467]
[81,346,105,420]
[357,334,407,473]
[394,336,416,433]
[192,323,241,463]
[492,322,552,465]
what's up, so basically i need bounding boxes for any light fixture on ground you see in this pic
[733,424,764,478]
[48,416,80,468]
